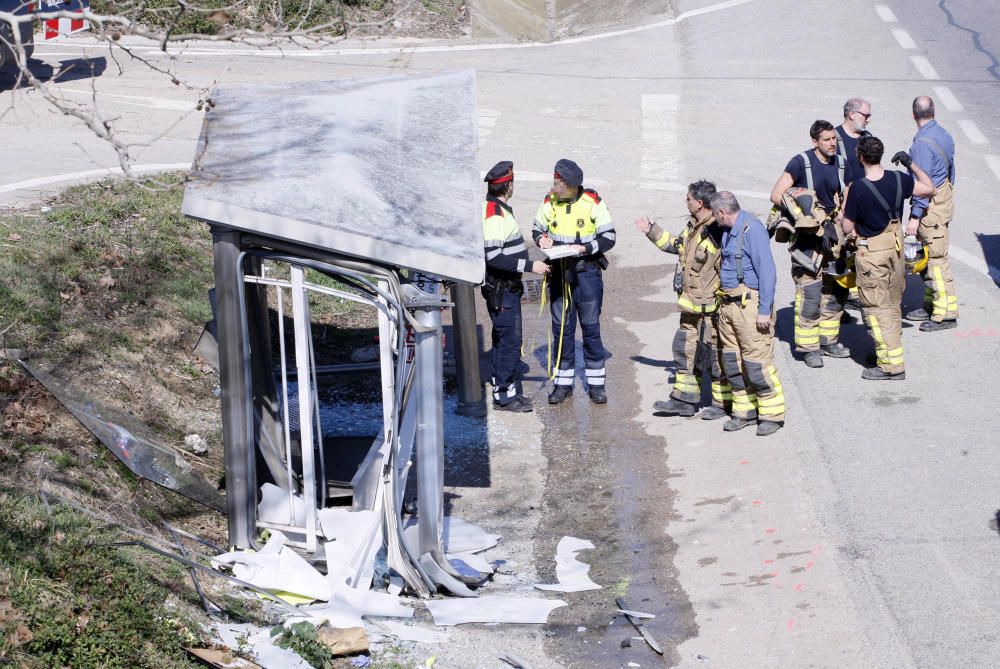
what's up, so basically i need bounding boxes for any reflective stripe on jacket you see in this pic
[532,188,615,256]
[483,197,528,276]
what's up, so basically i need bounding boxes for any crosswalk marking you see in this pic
[932,86,964,112]
[891,28,916,49]
[958,119,988,145]
[910,55,940,80]
[875,4,898,22]
[640,94,680,186]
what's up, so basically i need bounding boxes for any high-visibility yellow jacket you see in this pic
[483,196,529,279]
[531,188,615,257]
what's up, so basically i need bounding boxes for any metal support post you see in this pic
[450,283,487,417]
[212,227,253,549]
[411,275,475,596]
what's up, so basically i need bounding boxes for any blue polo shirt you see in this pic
[720,210,777,316]
[908,120,956,218]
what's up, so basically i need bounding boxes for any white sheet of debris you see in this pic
[217,623,316,669]
[534,537,602,593]
[212,531,330,602]
[425,596,567,626]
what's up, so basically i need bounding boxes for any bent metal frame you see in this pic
[182,70,486,597]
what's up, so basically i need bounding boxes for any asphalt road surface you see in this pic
[4,1,1000,667]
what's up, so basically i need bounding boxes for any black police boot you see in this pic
[495,396,533,413]
[652,398,696,416]
[588,386,607,404]
[548,386,573,405]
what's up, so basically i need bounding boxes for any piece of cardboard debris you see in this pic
[316,625,369,656]
[187,647,262,668]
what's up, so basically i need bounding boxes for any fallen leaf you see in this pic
[7,233,21,241]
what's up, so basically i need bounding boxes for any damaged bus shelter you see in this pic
[181,70,488,599]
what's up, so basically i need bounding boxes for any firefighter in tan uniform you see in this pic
[840,135,935,380]
[769,120,851,369]
[903,96,959,331]
[711,191,785,437]
[634,180,731,420]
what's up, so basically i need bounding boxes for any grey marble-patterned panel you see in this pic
[182,70,484,284]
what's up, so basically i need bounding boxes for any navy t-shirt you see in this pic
[843,171,915,238]
[784,152,843,214]
[836,127,869,185]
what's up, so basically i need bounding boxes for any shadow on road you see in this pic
[0,56,106,91]
[976,233,1000,286]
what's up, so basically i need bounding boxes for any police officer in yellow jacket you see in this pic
[634,180,730,420]
[533,159,615,405]
[482,161,550,412]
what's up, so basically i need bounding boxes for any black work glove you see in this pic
[890,151,912,169]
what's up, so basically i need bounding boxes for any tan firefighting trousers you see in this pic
[671,311,732,408]
[717,288,785,423]
[792,268,847,351]
[917,181,958,322]
[856,223,905,374]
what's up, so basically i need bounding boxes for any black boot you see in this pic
[652,397,696,416]
[548,386,573,405]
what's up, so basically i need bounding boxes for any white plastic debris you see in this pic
[217,623,316,669]
[374,620,449,644]
[212,531,330,603]
[425,596,567,626]
[404,516,501,556]
[534,537,601,593]
[257,483,311,530]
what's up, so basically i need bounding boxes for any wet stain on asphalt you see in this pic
[697,557,719,567]
[693,495,735,507]
[531,263,697,667]
[720,573,777,587]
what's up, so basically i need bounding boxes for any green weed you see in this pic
[0,489,203,668]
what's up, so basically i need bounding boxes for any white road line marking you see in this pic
[75,0,757,57]
[958,119,989,145]
[950,245,1000,285]
[640,94,680,184]
[55,87,195,111]
[478,109,500,144]
[932,85,964,112]
[484,170,606,186]
[637,180,770,202]
[891,28,916,49]
[875,4,898,22]
[0,163,191,194]
[910,55,940,80]
[985,155,1000,181]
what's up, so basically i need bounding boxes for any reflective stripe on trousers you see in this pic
[716,290,785,422]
